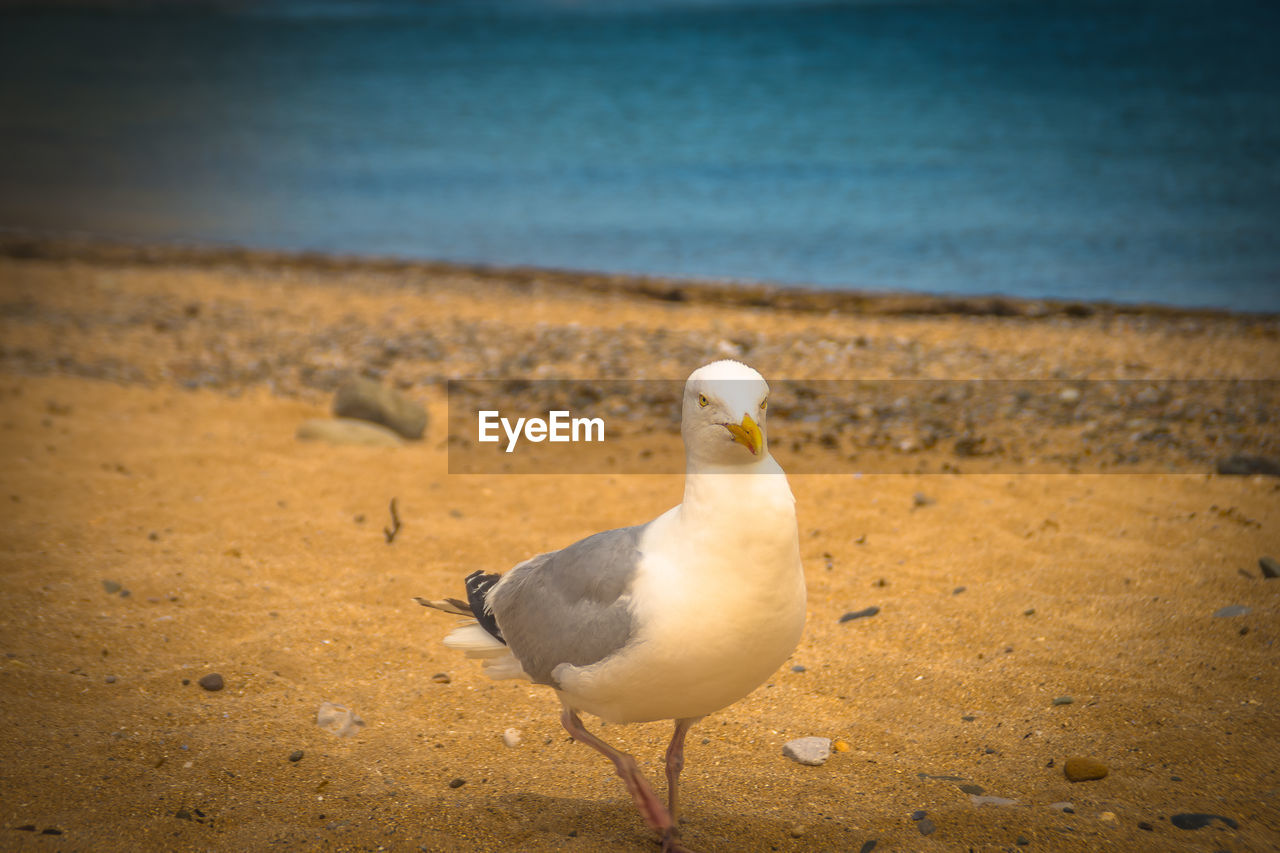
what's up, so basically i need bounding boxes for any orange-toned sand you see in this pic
[0,246,1277,851]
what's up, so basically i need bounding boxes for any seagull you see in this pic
[418,360,806,852]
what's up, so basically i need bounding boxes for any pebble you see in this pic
[1016,835,1030,845]
[502,728,522,748]
[1170,813,1238,830]
[782,736,831,766]
[916,817,936,836]
[970,795,1018,807]
[1048,802,1074,813]
[790,664,806,673]
[332,377,427,440]
[1099,811,1117,822]
[198,673,224,691]
[316,701,365,737]
[958,783,984,795]
[288,750,304,762]
[1259,556,1279,579]
[1063,756,1109,782]
[858,841,878,853]
[789,824,806,838]
[448,777,466,789]
[839,606,880,622]
[1213,605,1251,618]
[912,492,935,508]
[431,672,451,684]
[910,810,927,821]
[1052,695,1074,706]
[295,417,404,447]
[832,739,850,752]
[101,579,122,594]
[105,675,117,684]
[953,585,966,594]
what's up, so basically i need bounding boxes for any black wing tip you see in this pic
[464,571,505,644]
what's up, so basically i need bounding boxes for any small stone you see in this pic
[1138,821,1153,831]
[1213,605,1251,618]
[1170,813,1238,830]
[791,664,807,673]
[1259,556,1279,579]
[912,492,935,508]
[958,783,985,795]
[970,795,1018,807]
[953,586,966,594]
[839,606,880,622]
[198,673,224,691]
[1099,811,1117,822]
[316,701,365,737]
[288,750,304,762]
[1063,756,1109,782]
[40,828,62,835]
[175,809,193,821]
[102,579,122,594]
[431,672,451,684]
[1052,696,1074,706]
[910,810,927,821]
[858,841,877,853]
[502,728,522,748]
[182,678,190,686]
[296,418,404,447]
[1023,608,1036,616]
[1048,802,1073,813]
[832,740,850,752]
[448,777,466,789]
[105,675,117,684]
[916,817,936,836]
[1016,835,1030,846]
[782,737,831,766]
[790,824,806,838]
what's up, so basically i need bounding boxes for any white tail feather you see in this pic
[443,622,508,658]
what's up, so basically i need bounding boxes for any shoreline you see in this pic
[3,230,1273,322]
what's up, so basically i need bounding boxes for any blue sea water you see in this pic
[1,0,1277,312]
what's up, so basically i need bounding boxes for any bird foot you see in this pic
[661,827,696,853]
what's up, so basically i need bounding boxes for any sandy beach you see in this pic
[1,240,1278,852]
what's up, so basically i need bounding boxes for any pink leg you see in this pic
[560,707,693,852]
[665,718,696,825]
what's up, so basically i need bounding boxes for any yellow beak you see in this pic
[723,414,763,456]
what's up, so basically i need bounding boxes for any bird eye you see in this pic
[698,393,709,408]
[760,398,768,411]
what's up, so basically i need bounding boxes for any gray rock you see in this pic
[1213,604,1251,618]
[1260,556,1279,579]
[1052,695,1074,706]
[916,818,936,836]
[839,606,880,622]
[317,701,365,737]
[783,736,832,766]
[333,377,427,439]
[296,418,404,447]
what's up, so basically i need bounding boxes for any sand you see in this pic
[0,243,1278,852]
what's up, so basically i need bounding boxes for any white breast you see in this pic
[555,469,806,723]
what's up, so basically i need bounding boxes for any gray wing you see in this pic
[489,524,645,686]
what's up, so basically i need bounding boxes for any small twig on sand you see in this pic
[384,498,401,544]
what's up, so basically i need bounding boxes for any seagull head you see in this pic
[681,360,772,466]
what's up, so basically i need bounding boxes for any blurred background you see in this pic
[1,0,1277,312]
